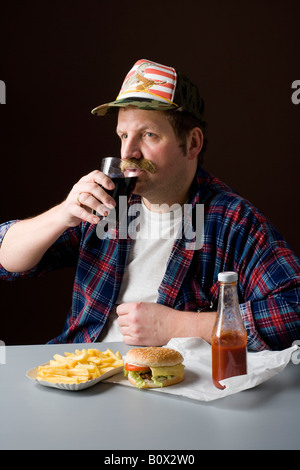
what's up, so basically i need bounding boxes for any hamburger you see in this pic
[124,347,185,388]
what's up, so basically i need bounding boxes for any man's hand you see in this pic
[60,169,116,227]
[116,302,180,346]
[116,302,216,346]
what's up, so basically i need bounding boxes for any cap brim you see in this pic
[91,97,178,116]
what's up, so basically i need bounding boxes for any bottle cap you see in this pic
[218,271,238,283]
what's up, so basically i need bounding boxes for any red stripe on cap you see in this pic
[146,88,175,101]
[146,67,176,82]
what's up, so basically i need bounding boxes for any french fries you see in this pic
[37,348,123,384]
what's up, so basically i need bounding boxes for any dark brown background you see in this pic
[0,0,299,345]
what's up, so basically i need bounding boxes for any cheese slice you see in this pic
[150,364,184,377]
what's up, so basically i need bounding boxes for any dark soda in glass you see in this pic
[106,175,137,221]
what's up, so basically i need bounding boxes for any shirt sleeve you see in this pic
[239,239,300,351]
[228,202,300,351]
[0,219,81,280]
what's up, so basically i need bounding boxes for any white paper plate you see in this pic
[26,364,124,391]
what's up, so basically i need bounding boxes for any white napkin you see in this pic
[105,337,299,401]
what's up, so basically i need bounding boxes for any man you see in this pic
[0,59,299,350]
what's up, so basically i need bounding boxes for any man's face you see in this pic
[116,107,197,208]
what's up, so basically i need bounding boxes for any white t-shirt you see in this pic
[98,201,183,342]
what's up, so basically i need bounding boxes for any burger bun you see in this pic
[125,347,183,368]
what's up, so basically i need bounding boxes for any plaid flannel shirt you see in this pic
[1,165,299,350]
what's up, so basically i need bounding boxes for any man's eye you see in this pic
[121,134,128,139]
[145,132,154,137]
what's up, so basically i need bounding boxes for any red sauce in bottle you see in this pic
[212,331,247,389]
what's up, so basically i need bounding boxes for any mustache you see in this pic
[120,158,157,174]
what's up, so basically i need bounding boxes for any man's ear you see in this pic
[187,127,203,160]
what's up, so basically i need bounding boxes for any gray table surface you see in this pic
[1,341,299,451]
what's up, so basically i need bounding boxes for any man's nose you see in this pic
[121,136,142,161]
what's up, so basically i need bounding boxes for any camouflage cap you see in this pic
[91,59,204,121]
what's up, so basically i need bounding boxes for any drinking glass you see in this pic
[100,157,137,222]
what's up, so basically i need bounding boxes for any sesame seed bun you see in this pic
[125,347,184,368]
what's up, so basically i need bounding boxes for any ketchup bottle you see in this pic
[211,271,247,389]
